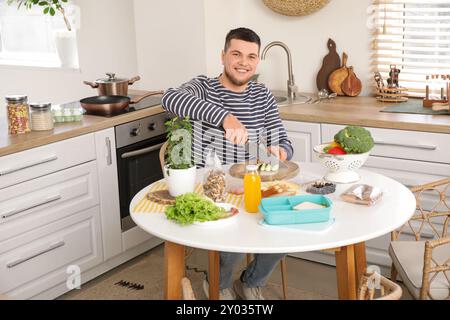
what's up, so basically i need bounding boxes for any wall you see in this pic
[133,0,207,90]
[204,0,373,96]
[0,0,374,104]
[0,0,139,104]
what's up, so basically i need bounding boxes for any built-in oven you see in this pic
[115,113,169,232]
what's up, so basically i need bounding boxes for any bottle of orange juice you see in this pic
[244,164,261,213]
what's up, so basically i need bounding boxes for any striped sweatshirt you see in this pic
[161,75,293,167]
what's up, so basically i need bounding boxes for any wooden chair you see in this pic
[181,277,196,300]
[358,272,402,300]
[161,143,289,299]
[389,178,450,300]
[159,141,168,171]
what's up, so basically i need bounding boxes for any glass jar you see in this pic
[5,95,31,135]
[244,164,261,213]
[30,102,54,131]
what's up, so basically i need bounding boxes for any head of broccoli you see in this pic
[334,126,374,154]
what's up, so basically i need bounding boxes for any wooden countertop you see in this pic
[0,91,164,157]
[279,95,450,134]
[1,93,449,157]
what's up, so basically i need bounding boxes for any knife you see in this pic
[257,142,280,165]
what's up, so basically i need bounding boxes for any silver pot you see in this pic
[83,73,141,96]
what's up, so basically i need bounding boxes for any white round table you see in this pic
[130,162,416,300]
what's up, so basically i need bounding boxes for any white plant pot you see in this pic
[163,165,197,197]
[54,30,79,68]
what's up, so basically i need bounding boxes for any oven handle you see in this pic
[121,142,165,159]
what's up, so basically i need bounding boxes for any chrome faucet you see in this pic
[261,41,297,100]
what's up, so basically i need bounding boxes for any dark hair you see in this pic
[224,27,261,52]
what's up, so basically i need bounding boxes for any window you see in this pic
[0,0,80,68]
[372,0,450,96]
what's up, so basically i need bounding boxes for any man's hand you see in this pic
[267,145,288,161]
[222,114,248,145]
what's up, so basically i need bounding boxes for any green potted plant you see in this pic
[7,0,72,31]
[163,116,196,197]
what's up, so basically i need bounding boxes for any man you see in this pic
[162,27,293,300]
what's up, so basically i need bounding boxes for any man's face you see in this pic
[221,39,260,87]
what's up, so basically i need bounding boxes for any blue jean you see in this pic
[219,252,286,290]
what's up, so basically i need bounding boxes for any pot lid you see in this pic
[95,73,129,84]
[5,95,27,103]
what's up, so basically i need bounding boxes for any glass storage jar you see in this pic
[5,95,31,134]
[30,102,54,131]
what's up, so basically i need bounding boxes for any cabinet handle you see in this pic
[121,142,164,159]
[1,194,61,219]
[0,155,58,176]
[106,137,112,166]
[374,141,437,151]
[6,241,66,269]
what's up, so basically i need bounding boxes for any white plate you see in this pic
[193,203,239,227]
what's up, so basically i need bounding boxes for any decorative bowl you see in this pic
[313,144,371,183]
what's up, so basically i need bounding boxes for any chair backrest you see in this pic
[358,272,403,300]
[181,277,196,300]
[392,178,450,300]
[159,141,168,172]
[393,177,450,242]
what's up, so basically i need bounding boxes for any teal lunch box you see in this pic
[258,195,333,225]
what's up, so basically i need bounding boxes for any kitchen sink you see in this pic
[274,94,312,107]
[275,96,288,104]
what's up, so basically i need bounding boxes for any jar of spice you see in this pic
[30,102,54,131]
[5,95,31,134]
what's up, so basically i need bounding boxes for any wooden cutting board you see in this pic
[341,66,362,97]
[316,39,341,92]
[328,52,348,95]
[146,190,175,205]
[229,161,300,182]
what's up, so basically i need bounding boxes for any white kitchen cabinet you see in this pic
[0,133,104,299]
[295,124,450,273]
[0,133,96,190]
[0,206,103,299]
[321,124,450,164]
[0,161,99,241]
[94,128,122,260]
[283,121,321,163]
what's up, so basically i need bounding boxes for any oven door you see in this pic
[116,135,166,231]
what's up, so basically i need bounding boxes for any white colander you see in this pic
[313,144,371,183]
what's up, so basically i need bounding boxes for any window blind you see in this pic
[372,0,450,96]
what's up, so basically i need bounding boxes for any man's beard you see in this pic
[223,68,252,87]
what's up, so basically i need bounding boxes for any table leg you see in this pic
[208,250,220,300]
[354,242,367,291]
[164,241,185,300]
[335,244,357,300]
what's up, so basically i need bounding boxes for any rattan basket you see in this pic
[263,0,331,16]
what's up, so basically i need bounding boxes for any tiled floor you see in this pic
[59,244,411,300]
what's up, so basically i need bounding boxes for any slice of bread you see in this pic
[293,202,326,210]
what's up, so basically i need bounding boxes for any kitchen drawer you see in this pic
[0,133,96,190]
[0,161,99,242]
[321,124,450,164]
[0,206,103,297]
